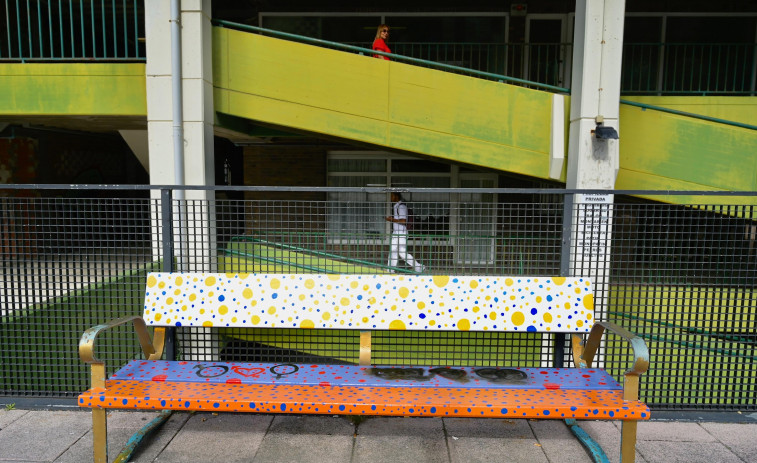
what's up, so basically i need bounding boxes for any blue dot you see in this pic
[531,308,538,315]
[184,401,190,408]
[160,400,166,406]
[218,295,225,301]
[280,404,287,411]
[546,295,553,301]
[430,407,436,413]
[500,408,508,414]
[213,403,220,408]
[543,410,550,415]
[570,406,577,411]
[272,293,278,299]
[250,403,257,409]
[409,408,415,413]
[419,313,426,319]
[371,405,377,410]
[376,284,382,289]
[339,405,346,411]
[122,399,128,405]
[527,326,537,332]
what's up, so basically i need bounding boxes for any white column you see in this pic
[146,0,218,360]
[145,0,216,270]
[565,0,625,354]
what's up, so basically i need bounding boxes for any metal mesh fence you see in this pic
[0,186,755,411]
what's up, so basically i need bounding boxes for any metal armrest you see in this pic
[79,316,165,388]
[571,321,650,402]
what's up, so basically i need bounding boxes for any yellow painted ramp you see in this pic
[213,26,562,181]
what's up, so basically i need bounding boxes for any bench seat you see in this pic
[79,361,649,420]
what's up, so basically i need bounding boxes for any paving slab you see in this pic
[253,415,354,463]
[530,419,596,463]
[445,417,547,463]
[636,421,716,442]
[54,410,190,463]
[0,410,90,462]
[154,412,272,463]
[0,409,30,430]
[354,416,448,463]
[636,441,745,463]
[699,422,757,462]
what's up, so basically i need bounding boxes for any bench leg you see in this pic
[92,408,108,463]
[620,421,637,463]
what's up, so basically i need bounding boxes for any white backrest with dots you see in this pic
[143,273,594,333]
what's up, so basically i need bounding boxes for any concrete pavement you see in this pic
[1,408,756,463]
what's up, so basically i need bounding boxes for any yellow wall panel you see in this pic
[0,63,146,116]
[213,27,555,179]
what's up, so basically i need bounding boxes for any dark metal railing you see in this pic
[0,185,755,412]
[1,0,145,62]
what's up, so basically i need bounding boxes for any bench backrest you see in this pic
[143,273,594,333]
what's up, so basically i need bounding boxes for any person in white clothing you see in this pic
[385,192,425,272]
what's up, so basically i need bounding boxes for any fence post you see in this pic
[160,188,176,361]
[553,192,575,368]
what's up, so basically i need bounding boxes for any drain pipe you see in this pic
[171,0,184,190]
[170,0,186,272]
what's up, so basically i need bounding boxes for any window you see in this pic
[327,152,498,265]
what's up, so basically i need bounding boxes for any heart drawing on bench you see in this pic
[231,366,266,378]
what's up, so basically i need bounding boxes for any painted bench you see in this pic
[79,273,650,462]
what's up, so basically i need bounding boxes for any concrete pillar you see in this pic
[565,0,625,349]
[145,0,218,360]
[145,0,216,269]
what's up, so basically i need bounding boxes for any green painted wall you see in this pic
[212,26,557,180]
[0,63,146,116]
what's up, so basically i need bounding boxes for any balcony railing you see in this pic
[0,0,145,61]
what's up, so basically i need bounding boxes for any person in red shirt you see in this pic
[372,24,391,60]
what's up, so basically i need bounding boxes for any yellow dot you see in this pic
[270,278,280,289]
[362,317,369,323]
[489,311,497,320]
[300,319,314,329]
[458,319,470,331]
[565,302,570,309]
[166,297,174,305]
[369,297,376,304]
[189,294,196,302]
[350,281,359,289]
[432,275,449,287]
[243,288,253,299]
[577,320,584,327]
[328,275,340,281]
[536,296,542,303]
[575,287,582,294]
[363,285,369,290]
[587,312,593,320]
[583,294,594,310]
[175,276,183,286]
[147,275,157,287]
[181,305,187,311]
[543,313,553,323]
[232,317,238,323]
[174,289,181,295]
[202,321,213,327]
[340,297,350,306]
[219,305,228,315]
[469,280,478,289]
[430,320,436,326]
[238,273,249,280]
[199,309,205,314]
[505,278,514,286]
[553,277,566,285]
[322,312,331,320]
[158,281,165,289]
[205,276,216,286]
[251,315,260,325]
[268,306,276,315]
[154,313,162,321]
[389,320,406,330]
[299,294,306,300]
[512,312,525,326]
[165,319,171,324]
[305,279,315,289]
[417,302,425,309]
[399,287,409,298]
[472,306,480,313]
